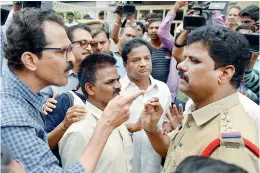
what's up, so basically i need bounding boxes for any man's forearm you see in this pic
[172,30,190,63]
[79,117,113,173]
[158,11,176,51]
[48,122,66,150]
[111,16,122,44]
[146,130,170,157]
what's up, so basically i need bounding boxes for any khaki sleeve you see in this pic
[59,131,90,169]
[210,145,259,173]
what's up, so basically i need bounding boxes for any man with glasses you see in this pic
[1,8,143,173]
[40,24,97,100]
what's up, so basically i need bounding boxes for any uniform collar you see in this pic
[85,100,103,120]
[121,74,158,91]
[191,92,240,126]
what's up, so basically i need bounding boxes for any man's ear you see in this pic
[20,52,40,71]
[85,82,95,96]
[218,65,235,85]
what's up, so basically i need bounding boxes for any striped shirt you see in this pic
[151,45,171,83]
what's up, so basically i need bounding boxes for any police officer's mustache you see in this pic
[178,71,189,83]
[65,62,74,72]
[113,88,121,96]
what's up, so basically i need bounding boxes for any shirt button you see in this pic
[172,160,177,166]
[187,124,191,128]
[223,110,229,115]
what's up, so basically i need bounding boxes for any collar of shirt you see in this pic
[68,70,77,76]
[4,68,45,113]
[85,100,103,120]
[120,74,158,92]
[191,92,240,127]
[113,44,121,55]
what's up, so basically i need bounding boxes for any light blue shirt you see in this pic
[40,70,79,100]
[110,51,126,78]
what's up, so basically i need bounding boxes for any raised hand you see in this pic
[173,1,188,13]
[142,97,164,132]
[101,90,145,130]
[165,104,184,130]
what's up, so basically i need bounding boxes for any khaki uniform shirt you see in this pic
[59,100,133,173]
[163,93,259,173]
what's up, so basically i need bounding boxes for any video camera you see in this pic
[244,22,260,53]
[114,1,136,16]
[183,1,227,30]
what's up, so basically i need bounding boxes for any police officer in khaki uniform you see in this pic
[140,25,259,173]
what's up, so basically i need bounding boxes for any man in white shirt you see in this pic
[59,53,134,173]
[120,38,172,173]
[65,12,78,27]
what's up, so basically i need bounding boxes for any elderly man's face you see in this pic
[227,8,241,25]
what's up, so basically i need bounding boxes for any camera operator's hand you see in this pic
[248,52,259,69]
[172,1,188,14]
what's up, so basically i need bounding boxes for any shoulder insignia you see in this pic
[221,132,241,139]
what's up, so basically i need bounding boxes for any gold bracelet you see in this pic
[61,122,68,131]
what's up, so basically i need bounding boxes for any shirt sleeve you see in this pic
[158,11,176,52]
[211,145,259,173]
[211,10,226,27]
[59,131,91,169]
[166,58,179,102]
[244,69,259,98]
[1,126,86,173]
[45,94,70,133]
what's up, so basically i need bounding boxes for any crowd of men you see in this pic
[0,1,259,173]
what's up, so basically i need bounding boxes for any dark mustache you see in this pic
[178,71,189,83]
[65,62,74,72]
[113,88,121,95]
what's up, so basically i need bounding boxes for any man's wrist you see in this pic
[98,116,114,135]
[144,128,160,135]
[144,124,158,133]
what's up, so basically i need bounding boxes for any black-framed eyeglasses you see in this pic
[40,44,73,59]
[72,39,98,49]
